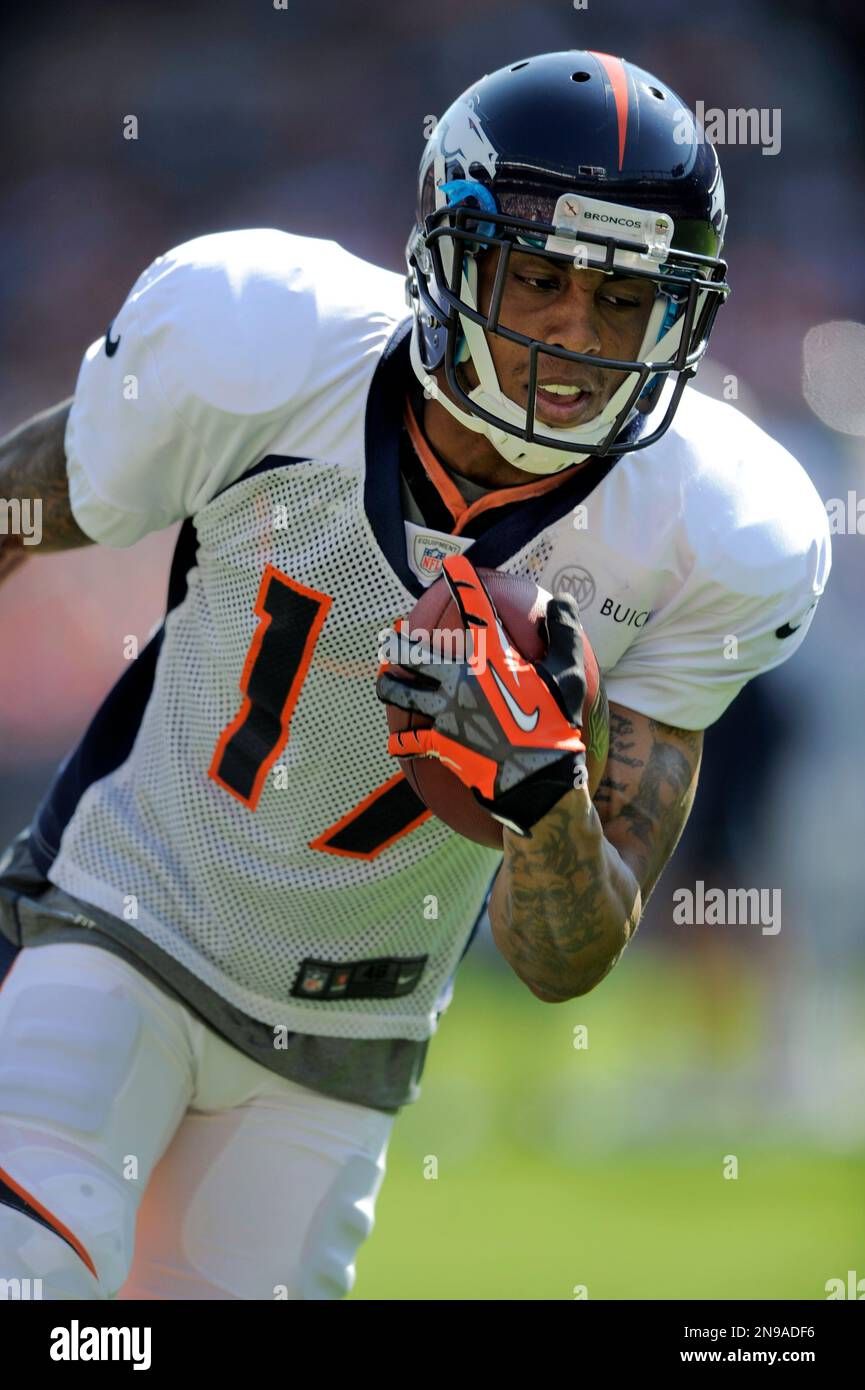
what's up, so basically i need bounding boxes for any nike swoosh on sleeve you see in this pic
[776,601,818,639]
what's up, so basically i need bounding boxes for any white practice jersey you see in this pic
[34,228,830,1043]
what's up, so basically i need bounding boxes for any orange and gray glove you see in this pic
[375,553,586,837]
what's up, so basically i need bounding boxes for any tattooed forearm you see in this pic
[596,704,702,907]
[593,706,644,796]
[0,398,90,562]
[490,703,703,1002]
[489,787,641,1002]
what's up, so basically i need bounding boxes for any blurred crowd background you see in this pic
[0,0,862,1298]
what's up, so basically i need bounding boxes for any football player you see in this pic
[0,50,829,1299]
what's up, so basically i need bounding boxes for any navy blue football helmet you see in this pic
[405,50,730,474]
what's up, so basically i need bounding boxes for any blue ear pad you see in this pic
[437,181,498,370]
[638,294,682,400]
[437,179,498,244]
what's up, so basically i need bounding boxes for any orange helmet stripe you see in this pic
[589,51,630,172]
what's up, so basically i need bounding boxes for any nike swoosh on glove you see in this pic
[375,553,587,837]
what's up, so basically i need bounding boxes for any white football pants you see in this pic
[0,941,394,1300]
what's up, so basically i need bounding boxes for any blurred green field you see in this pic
[351,949,865,1300]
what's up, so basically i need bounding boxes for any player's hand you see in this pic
[375,553,587,837]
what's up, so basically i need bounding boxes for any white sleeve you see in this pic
[64,230,320,547]
[604,526,831,731]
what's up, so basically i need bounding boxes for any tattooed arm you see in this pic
[488,701,702,1002]
[0,399,90,584]
[594,705,703,907]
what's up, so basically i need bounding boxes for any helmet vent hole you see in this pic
[511,61,529,71]
[571,71,591,82]
[649,86,665,99]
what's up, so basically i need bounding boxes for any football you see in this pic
[384,567,608,846]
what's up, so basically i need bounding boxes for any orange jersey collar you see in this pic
[403,394,579,538]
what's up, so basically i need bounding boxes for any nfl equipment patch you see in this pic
[291,955,428,1000]
[404,521,472,586]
